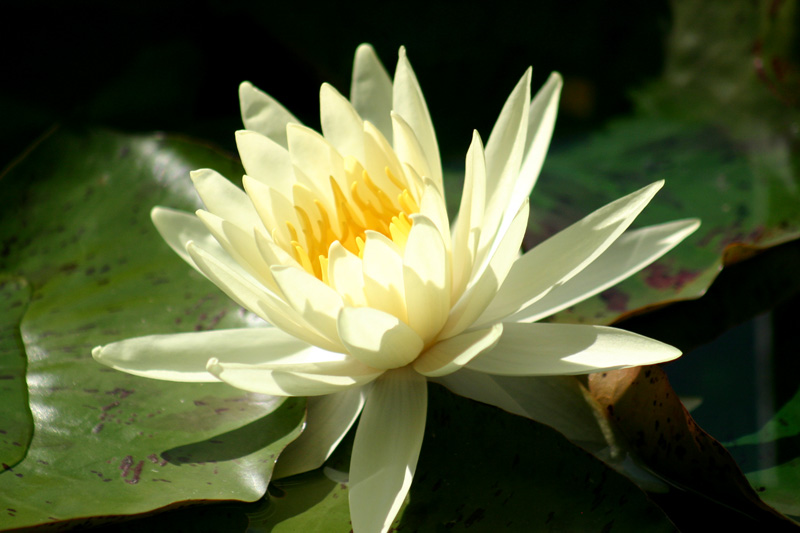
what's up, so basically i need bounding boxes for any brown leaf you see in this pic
[588,365,792,525]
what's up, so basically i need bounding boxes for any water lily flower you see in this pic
[93,44,699,532]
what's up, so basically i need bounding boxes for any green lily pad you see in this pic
[0,276,33,470]
[255,384,676,532]
[0,129,304,529]
[727,387,800,519]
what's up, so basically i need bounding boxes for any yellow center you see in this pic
[285,156,419,284]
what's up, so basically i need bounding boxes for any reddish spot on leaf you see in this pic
[600,288,629,312]
[644,264,699,290]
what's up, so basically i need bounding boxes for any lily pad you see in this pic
[0,276,33,470]
[0,129,304,529]
[255,384,677,532]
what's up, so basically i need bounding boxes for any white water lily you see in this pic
[93,44,699,532]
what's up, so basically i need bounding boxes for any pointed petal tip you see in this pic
[91,345,103,360]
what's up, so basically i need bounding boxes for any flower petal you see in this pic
[270,264,344,344]
[413,323,503,377]
[515,72,563,199]
[440,198,529,339]
[151,206,236,275]
[451,130,487,300]
[190,168,263,231]
[273,387,367,479]
[392,47,442,189]
[362,230,407,321]
[235,130,295,199]
[403,214,450,343]
[349,367,427,533]
[434,368,607,444]
[391,111,434,188]
[239,81,300,148]
[320,82,365,162]
[478,181,665,325]
[186,241,341,352]
[481,68,532,252]
[92,326,316,382]
[466,323,681,376]
[286,124,344,206]
[508,218,701,323]
[337,307,424,370]
[207,357,381,396]
[328,241,367,307]
[351,43,394,143]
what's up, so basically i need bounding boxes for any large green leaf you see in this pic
[255,384,677,532]
[0,276,33,470]
[0,129,304,529]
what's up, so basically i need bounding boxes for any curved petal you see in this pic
[270,264,344,343]
[190,168,263,231]
[515,72,563,199]
[434,368,607,444]
[440,198,529,340]
[151,206,237,276]
[466,323,681,376]
[273,387,367,479]
[477,181,664,326]
[413,323,503,377]
[186,241,342,352]
[481,68,532,253]
[391,111,434,187]
[362,230,406,321]
[235,130,295,199]
[349,367,427,533]
[392,47,441,189]
[351,43,393,143]
[320,82,365,162]
[508,218,701,323]
[207,357,382,397]
[286,124,344,206]
[451,130,486,301]
[239,81,300,148]
[337,307,424,370]
[404,214,450,343]
[328,241,367,307]
[92,326,316,382]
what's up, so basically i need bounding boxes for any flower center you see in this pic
[287,156,419,283]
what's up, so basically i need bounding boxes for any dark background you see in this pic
[1,1,670,169]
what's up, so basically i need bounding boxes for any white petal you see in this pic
[195,209,277,291]
[413,323,503,377]
[417,179,451,250]
[362,231,406,321]
[391,112,434,187]
[242,176,299,249]
[328,241,367,307]
[509,218,701,323]
[207,357,381,396]
[235,130,295,199]
[349,367,427,533]
[404,215,450,343]
[451,131,486,301]
[190,168,262,231]
[478,181,665,325]
[239,81,300,148]
[320,82,365,162]
[273,388,367,479]
[434,368,606,444]
[286,124,343,206]
[466,323,682,376]
[515,72,563,199]
[351,43,394,143]
[440,199,529,339]
[186,241,341,352]
[151,206,236,276]
[270,265,344,344]
[481,68,532,251]
[392,47,442,190]
[337,307,424,370]
[92,327,315,382]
